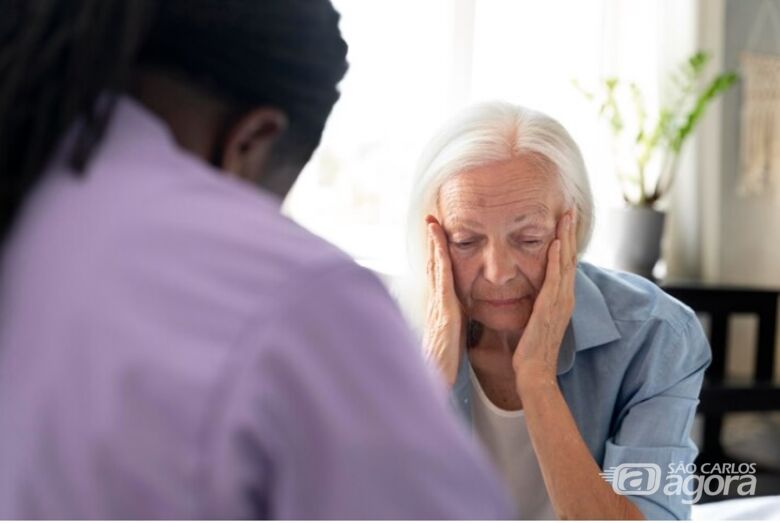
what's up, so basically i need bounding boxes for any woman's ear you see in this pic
[219,107,289,183]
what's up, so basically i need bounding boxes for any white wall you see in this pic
[699,0,780,380]
[719,0,780,287]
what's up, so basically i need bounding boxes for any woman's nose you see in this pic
[481,243,517,286]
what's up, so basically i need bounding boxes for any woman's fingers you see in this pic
[565,209,578,287]
[425,215,454,297]
[432,225,453,294]
[528,238,559,315]
[426,220,436,288]
[558,212,569,273]
[569,208,578,266]
[543,239,562,297]
[555,210,577,319]
[556,209,577,277]
[422,216,464,385]
[532,210,577,314]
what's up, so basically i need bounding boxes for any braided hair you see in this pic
[0,0,348,243]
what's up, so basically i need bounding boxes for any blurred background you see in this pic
[283,0,780,502]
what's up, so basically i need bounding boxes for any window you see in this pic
[284,0,696,276]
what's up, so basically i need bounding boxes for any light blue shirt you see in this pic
[453,261,712,520]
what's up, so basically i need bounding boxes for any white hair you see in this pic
[393,101,594,335]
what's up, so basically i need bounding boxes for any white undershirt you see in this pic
[469,365,557,520]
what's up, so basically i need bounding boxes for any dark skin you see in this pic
[131,69,290,186]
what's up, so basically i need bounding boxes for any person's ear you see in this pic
[220,107,288,183]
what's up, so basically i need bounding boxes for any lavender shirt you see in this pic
[0,97,512,519]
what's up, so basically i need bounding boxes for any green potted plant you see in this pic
[576,51,737,277]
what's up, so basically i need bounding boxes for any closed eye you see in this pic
[515,238,545,249]
[453,240,476,249]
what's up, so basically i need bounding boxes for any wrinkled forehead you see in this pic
[436,156,565,226]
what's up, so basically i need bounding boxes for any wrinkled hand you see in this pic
[422,215,465,386]
[512,210,577,391]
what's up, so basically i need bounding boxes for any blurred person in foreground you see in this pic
[398,102,712,520]
[0,1,512,518]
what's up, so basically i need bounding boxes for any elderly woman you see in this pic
[400,102,712,520]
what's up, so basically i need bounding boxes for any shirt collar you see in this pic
[556,264,621,375]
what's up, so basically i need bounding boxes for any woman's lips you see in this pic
[478,297,527,307]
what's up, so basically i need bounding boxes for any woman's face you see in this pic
[437,156,567,333]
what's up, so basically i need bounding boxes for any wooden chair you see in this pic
[661,283,780,464]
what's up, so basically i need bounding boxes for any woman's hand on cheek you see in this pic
[512,209,577,392]
[422,215,466,387]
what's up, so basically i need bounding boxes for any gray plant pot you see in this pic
[611,207,666,278]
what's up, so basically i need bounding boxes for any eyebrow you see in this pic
[447,218,483,229]
[447,210,548,230]
[513,211,548,225]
